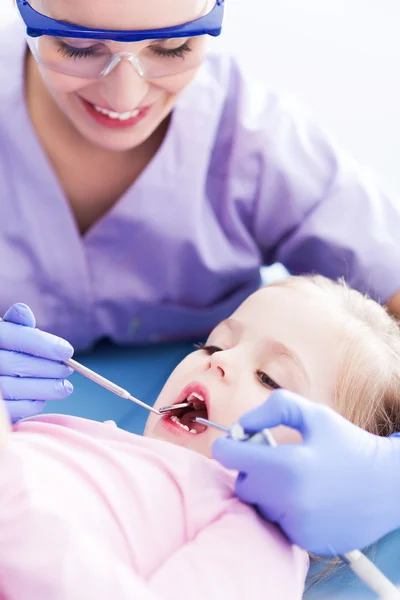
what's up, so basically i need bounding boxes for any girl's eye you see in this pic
[151,42,192,59]
[195,343,281,389]
[257,371,281,390]
[195,343,223,355]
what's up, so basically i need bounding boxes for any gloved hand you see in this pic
[0,391,10,454]
[0,303,74,423]
[213,389,400,555]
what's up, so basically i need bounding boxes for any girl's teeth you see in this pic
[188,392,205,402]
[169,415,198,434]
[93,105,140,120]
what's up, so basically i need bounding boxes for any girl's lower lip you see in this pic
[81,98,150,129]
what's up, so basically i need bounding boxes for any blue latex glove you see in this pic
[0,303,74,423]
[213,389,400,555]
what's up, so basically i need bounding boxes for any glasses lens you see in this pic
[29,36,112,78]
[138,36,207,79]
[27,35,208,80]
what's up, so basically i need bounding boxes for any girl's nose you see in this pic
[209,350,237,382]
[100,58,149,113]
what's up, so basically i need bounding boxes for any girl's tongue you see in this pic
[180,404,208,433]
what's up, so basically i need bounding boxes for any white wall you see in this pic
[219,0,400,198]
[0,2,14,26]
[2,0,400,197]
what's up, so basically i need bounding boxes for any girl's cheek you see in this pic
[225,388,272,428]
[271,425,302,445]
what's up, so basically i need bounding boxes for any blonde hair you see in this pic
[270,275,400,583]
[269,274,400,437]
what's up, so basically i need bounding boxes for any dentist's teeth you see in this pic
[93,105,140,120]
[190,429,198,434]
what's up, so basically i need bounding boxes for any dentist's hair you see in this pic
[269,274,400,437]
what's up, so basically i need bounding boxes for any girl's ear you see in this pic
[0,395,11,454]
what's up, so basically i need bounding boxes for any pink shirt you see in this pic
[0,415,308,599]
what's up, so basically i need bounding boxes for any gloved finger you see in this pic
[213,434,303,471]
[233,472,254,504]
[0,376,74,401]
[0,395,11,450]
[0,321,74,361]
[239,390,317,440]
[0,350,74,378]
[3,303,36,328]
[212,435,278,472]
[234,473,282,523]
[6,400,46,424]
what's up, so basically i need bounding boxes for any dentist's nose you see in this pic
[101,59,149,112]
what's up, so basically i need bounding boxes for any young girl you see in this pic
[145,275,400,451]
[1,275,399,599]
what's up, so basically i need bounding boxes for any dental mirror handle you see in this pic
[64,358,160,415]
[0,316,160,415]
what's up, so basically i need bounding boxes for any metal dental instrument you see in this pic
[193,416,400,600]
[193,417,276,445]
[158,402,192,414]
[192,417,229,432]
[64,358,160,415]
[0,316,161,415]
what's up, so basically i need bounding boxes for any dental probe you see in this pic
[193,416,400,600]
[193,417,276,445]
[63,358,161,415]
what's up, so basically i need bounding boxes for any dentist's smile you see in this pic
[81,98,151,129]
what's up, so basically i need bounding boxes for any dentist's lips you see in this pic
[81,98,150,129]
[161,382,210,436]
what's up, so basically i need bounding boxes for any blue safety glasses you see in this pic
[16,0,225,41]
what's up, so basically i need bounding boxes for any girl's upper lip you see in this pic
[174,381,210,417]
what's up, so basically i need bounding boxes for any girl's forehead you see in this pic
[234,284,339,332]
[33,0,210,30]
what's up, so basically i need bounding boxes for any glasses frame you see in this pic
[16,0,225,42]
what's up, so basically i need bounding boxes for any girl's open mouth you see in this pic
[163,392,209,435]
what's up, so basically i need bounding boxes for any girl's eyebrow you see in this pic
[270,341,310,385]
[216,318,242,333]
[210,318,242,339]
